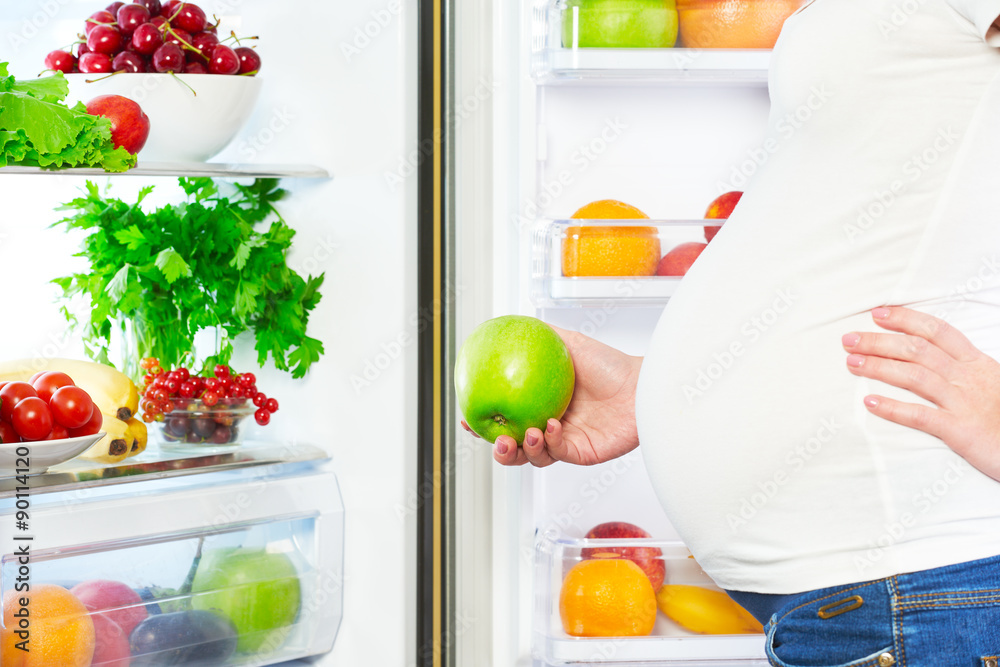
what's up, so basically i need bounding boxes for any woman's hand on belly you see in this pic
[482,327,642,468]
[842,306,1000,482]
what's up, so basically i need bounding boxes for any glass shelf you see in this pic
[535,47,772,84]
[0,440,330,497]
[0,162,331,179]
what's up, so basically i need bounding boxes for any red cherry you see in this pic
[170,3,207,33]
[184,60,207,73]
[85,10,116,36]
[254,408,270,426]
[234,47,261,75]
[44,50,77,74]
[116,3,152,35]
[87,24,124,55]
[151,42,185,72]
[208,44,239,75]
[161,0,181,17]
[131,22,163,55]
[150,15,169,30]
[79,52,113,73]
[189,31,218,62]
[164,28,193,49]
[135,0,162,14]
[112,51,147,72]
[107,2,126,14]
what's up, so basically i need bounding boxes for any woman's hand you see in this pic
[462,326,642,468]
[842,306,1000,481]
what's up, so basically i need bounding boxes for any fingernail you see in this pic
[496,441,508,455]
[847,354,865,368]
[872,307,891,320]
[546,420,555,434]
[525,433,538,447]
[842,333,860,348]
[864,396,879,409]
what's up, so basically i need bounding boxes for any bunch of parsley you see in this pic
[0,63,135,172]
[53,178,325,379]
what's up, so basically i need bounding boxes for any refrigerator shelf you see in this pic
[533,48,771,85]
[535,532,767,665]
[0,162,331,179]
[0,440,329,497]
[531,218,722,306]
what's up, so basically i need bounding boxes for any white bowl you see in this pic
[64,73,262,163]
[0,432,105,475]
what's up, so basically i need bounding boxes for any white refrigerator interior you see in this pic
[468,0,782,664]
[0,0,418,665]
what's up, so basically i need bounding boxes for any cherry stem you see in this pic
[169,71,198,97]
[85,71,125,83]
[165,27,199,52]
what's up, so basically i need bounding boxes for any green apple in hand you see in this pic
[562,0,678,48]
[191,548,301,654]
[455,315,575,444]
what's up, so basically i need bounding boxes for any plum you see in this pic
[129,610,238,666]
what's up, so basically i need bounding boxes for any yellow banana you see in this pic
[0,358,140,421]
[655,585,763,635]
[78,414,134,464]
[125,417,148,457]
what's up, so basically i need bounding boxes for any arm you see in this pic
[842,306,1000,481]
[463,326,642,468]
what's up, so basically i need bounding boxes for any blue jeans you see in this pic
[732,553,1000,667]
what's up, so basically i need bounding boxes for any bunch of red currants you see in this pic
[139,358,279,427]
[44,1,262,77]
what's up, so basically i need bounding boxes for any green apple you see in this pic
[562,0,678,48]
[455,315,575,444]
[190,547,301,655]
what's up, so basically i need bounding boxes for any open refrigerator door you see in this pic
[450,0,805,664]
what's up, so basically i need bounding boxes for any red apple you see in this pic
[656,242,707,276]
[85,95,151,155]
[704,191,743,242]
[581,521,666,590]
[71,579,149,637]
[90,613,131,667]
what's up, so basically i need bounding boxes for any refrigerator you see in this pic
[0,0,419,665]
[445,0,787,665]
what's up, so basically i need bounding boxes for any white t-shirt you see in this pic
[636,0,1000,594]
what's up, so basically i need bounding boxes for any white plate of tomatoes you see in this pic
[0,432,105,475]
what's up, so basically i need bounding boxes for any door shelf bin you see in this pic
[531,218,721,307]
[0,453,343,667]
[534,531,767,665]
[532,1,774,83]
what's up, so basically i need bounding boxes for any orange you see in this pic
[559,556,658,637]
[677,0,803,49]
[2,584,96,667]
[562,200,661,277]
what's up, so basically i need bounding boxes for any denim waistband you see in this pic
[724,589,800,625]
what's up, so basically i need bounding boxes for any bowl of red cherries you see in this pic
[48,1,264,162]
[139,358,279,447]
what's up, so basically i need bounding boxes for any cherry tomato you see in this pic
[28,371,46,384]
[12,397,53,441]
[32,371,75,402]
[45,424,70,440]
[49,386,96,429]
[0,421,18,444]
[0,382,38,422]
[69,407,104,437]
[0,381,7,393]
